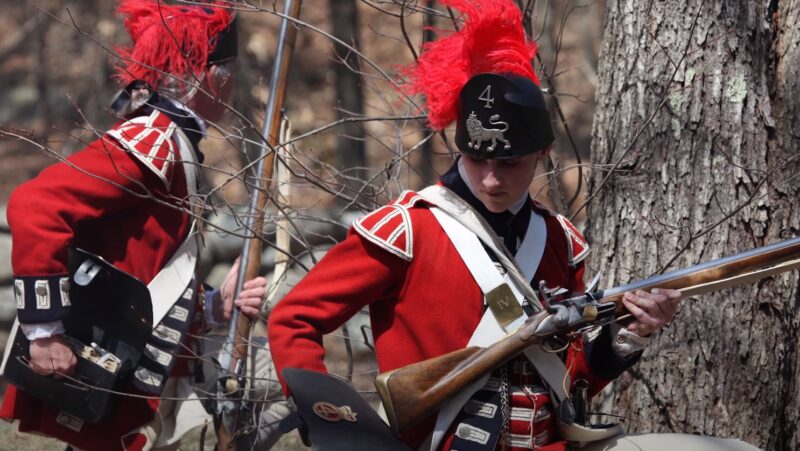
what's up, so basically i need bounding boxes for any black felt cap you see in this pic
[455,73,554,159]
[207,14,238,65]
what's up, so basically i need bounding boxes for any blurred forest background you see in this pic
[0,0,599,207]
[5,1,799,451]
[0,1,603,449]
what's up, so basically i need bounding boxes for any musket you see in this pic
[215,1,302,449]
[375,236,800,435]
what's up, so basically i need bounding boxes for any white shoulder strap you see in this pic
[147,227,200,326]
[418,186,540,303]
[147,128,201,326]
[428,207,534,337]
[417,185,571,451]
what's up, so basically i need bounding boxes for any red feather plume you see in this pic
[403,0,539,130]
[115,0,233,88]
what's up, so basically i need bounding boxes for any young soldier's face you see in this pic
[460,151,545,213]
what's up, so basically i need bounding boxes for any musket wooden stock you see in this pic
[215,2,302,450]
[375,236,800,435]
[375,314,549,434]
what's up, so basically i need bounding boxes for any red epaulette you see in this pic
[105,110,178,188]
[352,190,426,261]
[532,201,589,267]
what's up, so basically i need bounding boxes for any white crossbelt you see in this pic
[417,185,571,451]
[147,128,201,326]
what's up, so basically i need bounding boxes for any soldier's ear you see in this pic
[535,145,553,163]
[206,64,233,97]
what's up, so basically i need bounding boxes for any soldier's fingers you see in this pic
[662,295,679,315]
[240,306,262,319]
[622,297,660,331]
[239,296,265,307]
[644,293,675,320]
[636,290,669,304]
[622,297,648,336]
[622,297,648,321]
[51,361,71,379]
[50,358,70,379]
[626,322,643,335]
[238,287,266,299]
[47,344,76,374]
[243,277,268,289]
[30,359,54,376]
[664,288,683,301]
[235,297,263,309]
[632,291,674,322]
[50,354,72,370]
[237,304,264,319]
[652,287,682,303]
[53,366,74,379]
[624,292,657,314]
[654,302,674,322]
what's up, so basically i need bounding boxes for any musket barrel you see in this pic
[225,0,303,365]
[216,2,303,449]
[600,236,800,301]
[377,236,800,434]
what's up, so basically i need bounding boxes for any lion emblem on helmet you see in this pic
[465,111,511,152]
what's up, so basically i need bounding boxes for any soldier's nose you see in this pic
[483,170,502,188]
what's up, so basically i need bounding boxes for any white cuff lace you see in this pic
[20,320,66,340]
[610,323,651,359]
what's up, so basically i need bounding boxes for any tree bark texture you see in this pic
[588,1,800,450]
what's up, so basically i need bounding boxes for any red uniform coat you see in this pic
[1,110,194,451]
[268,190,622,450]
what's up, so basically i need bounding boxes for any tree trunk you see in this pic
[330,0,367,202]
[588,1,800,450]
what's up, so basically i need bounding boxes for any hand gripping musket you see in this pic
[215,1,302,449]
[375,236,800,435]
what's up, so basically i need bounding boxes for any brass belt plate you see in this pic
[486,283,524,329]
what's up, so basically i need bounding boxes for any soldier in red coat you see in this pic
[267,1,757,450]
[0,1,266,450]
